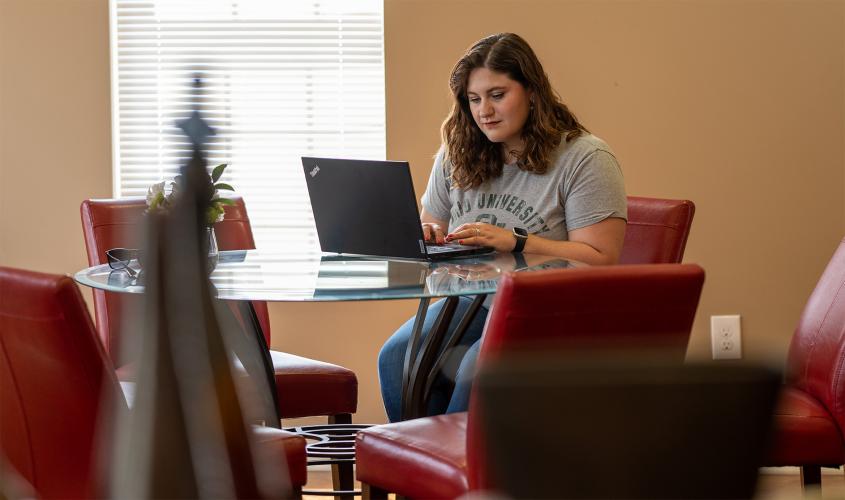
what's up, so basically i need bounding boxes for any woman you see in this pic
[378,33,627,422]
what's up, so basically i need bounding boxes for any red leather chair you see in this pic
[764,238,845,489]
[356,264,706,499]
[80,197,357,421]
[0,266,307,499]
[620,196,695,264]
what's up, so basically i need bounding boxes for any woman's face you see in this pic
[466,67,532,154]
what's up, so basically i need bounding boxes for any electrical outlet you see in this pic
[711,315,742,360]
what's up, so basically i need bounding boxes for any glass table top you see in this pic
[74,250,578,302]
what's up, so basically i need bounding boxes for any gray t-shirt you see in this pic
[421,133,627,239]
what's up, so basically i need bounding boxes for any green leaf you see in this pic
[214,182,235,192]
[150,191,166,210]
[211,163,228,182]
[216,197,237,206]
[206,205,225,225]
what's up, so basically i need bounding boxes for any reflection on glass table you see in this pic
[426,252,574,295]
[74,250,577,302]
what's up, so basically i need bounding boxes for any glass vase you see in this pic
[207,225,219,272]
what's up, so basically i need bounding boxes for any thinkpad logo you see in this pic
[309,165,320,177]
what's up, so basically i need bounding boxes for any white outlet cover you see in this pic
[711,315,742,360]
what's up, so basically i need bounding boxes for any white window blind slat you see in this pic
[111,0,385,253]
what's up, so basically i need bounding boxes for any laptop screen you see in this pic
[302,157,493,260]
[302,157,429,259]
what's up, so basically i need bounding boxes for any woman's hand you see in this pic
[422,222,447,244]
[420,209,449,245]
[443,217,626,264]
[446,222,516,252]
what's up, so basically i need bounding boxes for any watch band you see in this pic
[513,251,528,269]
[512,227,528,253]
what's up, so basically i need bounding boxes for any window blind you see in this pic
[110,0,385,252]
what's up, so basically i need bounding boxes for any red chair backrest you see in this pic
[467,263,706,489]
[620,196,695,264]
[0,266,121,499]
[80,196,271,365]
[785,238,845,433]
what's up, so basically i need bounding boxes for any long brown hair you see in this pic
[441,33,586,189]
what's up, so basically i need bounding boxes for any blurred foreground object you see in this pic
[356,263,706,499]
[0,455,37,500]
[763,237,845,492]
[476,358,780,499]
[108,78,296,498]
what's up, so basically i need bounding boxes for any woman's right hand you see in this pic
[422,222,446,244]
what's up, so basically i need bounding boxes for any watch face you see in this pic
[512,226,528,253]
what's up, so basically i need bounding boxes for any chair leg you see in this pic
[328,413,354,500]
[800,465,821,489]
[361,482,389,500]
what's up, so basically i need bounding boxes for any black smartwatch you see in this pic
[512,227,528,253]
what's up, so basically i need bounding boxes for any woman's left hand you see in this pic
[446,222,516,252]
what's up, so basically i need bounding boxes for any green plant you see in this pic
[146,163,235,225]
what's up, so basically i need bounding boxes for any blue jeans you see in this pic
[378,296,489,422]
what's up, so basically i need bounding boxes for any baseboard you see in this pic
[302,465,843,475]
[760,466,843,475]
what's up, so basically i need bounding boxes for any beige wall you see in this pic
[1,0,843,425]
[0,0,113,274]
[381,1,845,369]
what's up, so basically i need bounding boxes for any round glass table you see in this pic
[75,249,575,420]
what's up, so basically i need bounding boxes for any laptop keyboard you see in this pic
[426,243,475,253]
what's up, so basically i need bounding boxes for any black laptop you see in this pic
[301,157,494,260]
